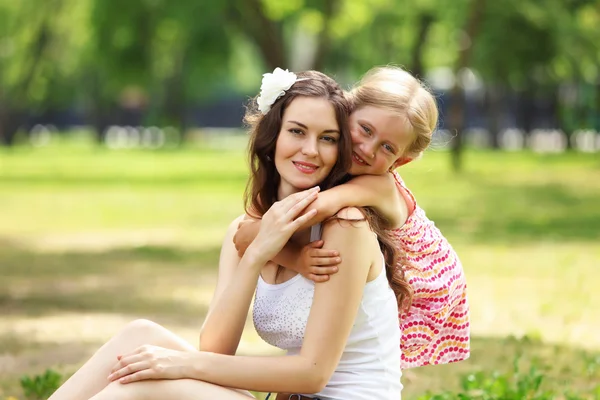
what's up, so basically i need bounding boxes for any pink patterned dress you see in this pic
[388,171,470,369]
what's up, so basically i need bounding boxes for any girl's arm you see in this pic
[234,173,403,269]
[188,208,376,393]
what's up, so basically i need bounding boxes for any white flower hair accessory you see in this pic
[257,67,301,114]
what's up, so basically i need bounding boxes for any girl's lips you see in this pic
[293,161,319,174]
[352,152,369,166]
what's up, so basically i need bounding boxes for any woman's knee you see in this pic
[91,380,254,400]
[120,319,163,337]
[116,319,195,351]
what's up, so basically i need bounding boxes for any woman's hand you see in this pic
[248,186,320,262]
[107,345,191,384]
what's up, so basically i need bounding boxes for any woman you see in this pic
[48,69,408,400]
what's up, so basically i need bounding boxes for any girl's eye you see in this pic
[361,125,371,135]
[383,143,395,153]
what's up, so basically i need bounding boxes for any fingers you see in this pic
[281,186,320,212]
[108,361,149,381]
[290,208,317,230]
[307,240,324,249]
[308,273,330,283]
[309,247,340,259]
[110,354,144,374]
[310,256,342,266]
[310,265,339,274]
[118,369,157,384]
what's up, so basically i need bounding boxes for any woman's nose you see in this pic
[301,138,318,156]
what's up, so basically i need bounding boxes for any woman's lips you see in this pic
[293,161,319,174]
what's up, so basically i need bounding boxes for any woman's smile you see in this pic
[292,160,320,174]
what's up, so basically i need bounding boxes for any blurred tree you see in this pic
[472,0,599,149]
[440,0,599,170]
[1,0,597,153]
[86,0,233,142]
[446,0,487,172]
[323,0,439,80]
[0,0,86,145]
[226,0,344,72]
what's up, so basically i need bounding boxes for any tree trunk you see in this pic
[596,82,600,132]
[450,0,487,172]
[312,0,340,71]
[0,108,24,146]
[410,13,435,79]
[487,84,502,149]
[230,0,287,69]
[163,51,187,143]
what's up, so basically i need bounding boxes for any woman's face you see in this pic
[275,96,341,197]
[348,106,410,176]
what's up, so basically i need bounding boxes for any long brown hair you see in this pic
[244,70,352,216]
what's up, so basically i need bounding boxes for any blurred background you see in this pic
[0,0,599,399]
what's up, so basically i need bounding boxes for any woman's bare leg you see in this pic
[88,379,254,400]
[49,319,197,400]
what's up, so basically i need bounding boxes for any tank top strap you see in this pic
[310,223,323,242]
[391,171,416,214]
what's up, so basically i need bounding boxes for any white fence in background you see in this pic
[28,124,600,153]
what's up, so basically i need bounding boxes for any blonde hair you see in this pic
[349,66,438,160]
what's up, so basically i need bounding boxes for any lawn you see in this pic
[0,136,599,399]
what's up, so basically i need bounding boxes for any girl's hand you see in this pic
[233,217,260,257]
[107,345,189,384]
[250,187,320,262]
[298,240,341,283]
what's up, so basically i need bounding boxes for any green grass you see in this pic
[0,137,599,399]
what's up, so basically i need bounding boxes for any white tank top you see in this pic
[253,226,402,400]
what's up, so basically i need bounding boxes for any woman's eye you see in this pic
[289,128,304,135]
[321,136,338,143]
[361,125,371,135]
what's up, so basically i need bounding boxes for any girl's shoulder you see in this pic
[390,171,417,215]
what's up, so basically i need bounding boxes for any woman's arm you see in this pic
[198,215,263,355]
[189,208,376,393]
[199,189,321,355]
[111,198,375,394]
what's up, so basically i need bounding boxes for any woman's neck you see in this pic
[277,182,299,201]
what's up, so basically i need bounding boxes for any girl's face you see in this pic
[275,96,341,198]
[348,106,411,176]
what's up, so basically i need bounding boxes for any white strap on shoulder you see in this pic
[309,223,322,242]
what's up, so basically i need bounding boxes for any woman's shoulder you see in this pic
[322,207,375,243]
[226,213,247,232]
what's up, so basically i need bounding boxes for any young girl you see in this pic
[235,66,470,369]
[48,69,408,400]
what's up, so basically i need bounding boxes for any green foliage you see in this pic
[19,369,62,400]
[417,358,599,400]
